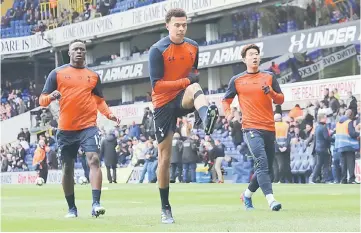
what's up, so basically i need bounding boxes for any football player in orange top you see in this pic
[148,8,219,223]
[39,39,120,219]
[222,44,284,211]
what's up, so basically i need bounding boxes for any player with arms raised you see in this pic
[39,39,119,218]
[148,8,219,223]
[222,44,284,211]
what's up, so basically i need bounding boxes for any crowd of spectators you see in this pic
[278,89,360,184]
[1,80,39,121]
[1,0,165,38]
[232,0,359,41]
[2,89,359,185]
[87,0,360,73]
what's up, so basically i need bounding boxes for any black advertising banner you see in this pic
[94,20,360,83]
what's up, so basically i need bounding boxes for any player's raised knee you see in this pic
[189,83,202,93]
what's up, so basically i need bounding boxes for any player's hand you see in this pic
[187,69,199,84]
[50,90,61,100]
[109,114,120,125]
[262,85,271,94]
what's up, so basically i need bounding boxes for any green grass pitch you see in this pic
[1,183,360,232]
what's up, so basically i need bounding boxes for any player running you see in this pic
[222,44,284,211]
[148,8,219,224]
[39,39,119,218]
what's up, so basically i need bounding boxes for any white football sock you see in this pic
[244,189,254,198]
[266,194,276,206]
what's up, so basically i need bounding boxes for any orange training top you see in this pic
[148,36,198,108]
[39,64,112,131]
[222,71,285,132]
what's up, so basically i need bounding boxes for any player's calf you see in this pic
[86,152,105,217]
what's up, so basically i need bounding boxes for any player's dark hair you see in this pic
[69,39,86,48]
[165,8,187,23]
[241,44,260,58]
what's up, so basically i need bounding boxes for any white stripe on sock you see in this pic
[266,194,275,206]
[244,189,254,198]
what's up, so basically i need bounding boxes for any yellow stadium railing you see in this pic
[40,0,59,29]
[1,0,13,17]
[39,0,98,29]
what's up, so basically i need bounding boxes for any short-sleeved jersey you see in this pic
[222,71,284,132]
[148,36,198,108]
[41,64,105,131]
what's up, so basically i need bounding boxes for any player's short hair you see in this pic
[165,8,187,23]
[241,44,260,58]
[69,39,86,48]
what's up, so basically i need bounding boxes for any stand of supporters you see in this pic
[1,80,39,121]
[1,0,167,39]
[2,92,359,185]
[88,0,360,67]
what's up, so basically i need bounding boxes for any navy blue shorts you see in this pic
[56,126,100,160]
[153,90,195,144]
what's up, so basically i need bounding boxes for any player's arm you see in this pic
[92,75,113,119]
[39,70,58,107]
[222,77,237,120]
[269,75,284,104]
[149,47,191,93]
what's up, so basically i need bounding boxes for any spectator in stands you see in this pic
[288,104,303,120]
[346,91,357,117]
[170,133,183,183]
[33,139,48,183]
[270,62,281,78]
[46,146,58,170]
[303,123,314,149]
[101,129,118,183]
[333,88,340,100]
[129,121,141,139]
[1,152,9,172]
[229,112,243,148]
[17,128,26,140]
[210,140,226,183]
[329,91,340,115]
[311,113,332,184]
[44,131,55,146]
[323,88,330,101]
[180,117,192,140]
[117,139,131,166]
[319,100,333,124]
[131,137,147,166]
[182,136,198,183]
[335,109,359,184]
[16,143,26,163]
[10,155,22,170]
[144,111,155,140]
[139,140,158,183]
[24,128,31,143]
[274,114,292,183]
